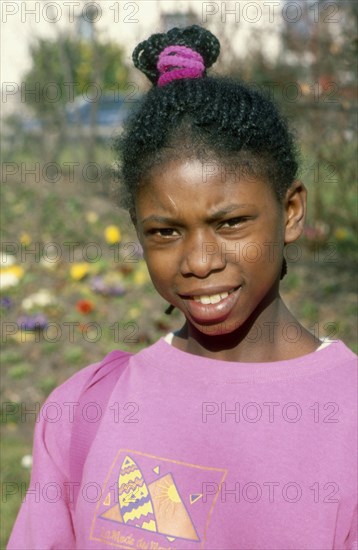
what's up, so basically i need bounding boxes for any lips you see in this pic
[180,286,242,324]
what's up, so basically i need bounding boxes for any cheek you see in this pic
[144,253,173,285]
[237,227,284,276]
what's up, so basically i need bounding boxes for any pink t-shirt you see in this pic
[8,338,357,549]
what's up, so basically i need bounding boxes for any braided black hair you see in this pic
[132,25,220,85]
[114,25,299,217]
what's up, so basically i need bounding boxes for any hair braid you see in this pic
[132,25,220,85]
[115,25,299,212]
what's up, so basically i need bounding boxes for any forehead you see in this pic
[136,158,277,217]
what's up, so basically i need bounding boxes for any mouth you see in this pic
[179,286,242,324]
[180,286,240,305]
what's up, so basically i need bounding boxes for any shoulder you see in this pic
[34,359,102,441]
[46,359,103,404]
[320,340,357,418]
[47,348,133,404]
[33,349,133,478]
[316,340,357,387]
[326,339,357,366]
[39,348,134,420]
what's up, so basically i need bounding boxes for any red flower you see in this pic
[76,299,94,314]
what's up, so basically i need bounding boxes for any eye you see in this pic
[220,217,248,229]
[147,228,180,238]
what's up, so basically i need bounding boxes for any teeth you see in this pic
[193,292,229,305]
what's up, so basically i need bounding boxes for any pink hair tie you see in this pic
[157,45,205,87]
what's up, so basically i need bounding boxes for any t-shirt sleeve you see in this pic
[7,361,101,549]
[345,505,358,550]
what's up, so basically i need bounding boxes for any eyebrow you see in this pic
[140,204,255,225]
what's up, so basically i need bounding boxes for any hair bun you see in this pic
[132,25,220,85]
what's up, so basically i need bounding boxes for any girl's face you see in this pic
[134,157,305,336]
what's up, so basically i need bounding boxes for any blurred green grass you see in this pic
[1,436,31,549]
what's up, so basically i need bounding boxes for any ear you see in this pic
[283,180,307,244]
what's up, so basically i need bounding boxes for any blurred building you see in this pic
[160,11,199,32]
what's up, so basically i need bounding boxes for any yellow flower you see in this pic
[128,307,140,319]
[0,265,24,289]
[12,331,38,343]
[300,82,311,96]
[334,228,349,241]
[86,211,98,224]
[104,225,121,244]
[70,263,90,281]
[133,262,150,285]
[9,265,24,278]
[19,232,31,246]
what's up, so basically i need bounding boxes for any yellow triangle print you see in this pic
[100,504,123,523]
[153,466,160,474]
[149,473,199,541]
[103,492,111,506]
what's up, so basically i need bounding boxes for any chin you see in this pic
[191,317,243,338]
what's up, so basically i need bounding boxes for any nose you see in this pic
[180,231,225,277]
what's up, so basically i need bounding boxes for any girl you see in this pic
[8,25,357,550]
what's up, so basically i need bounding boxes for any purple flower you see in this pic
[0,296,13,309]
[89,276,125,297]
[108,284,126,297]
[17,313,48,331]
[90,276,106,293]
